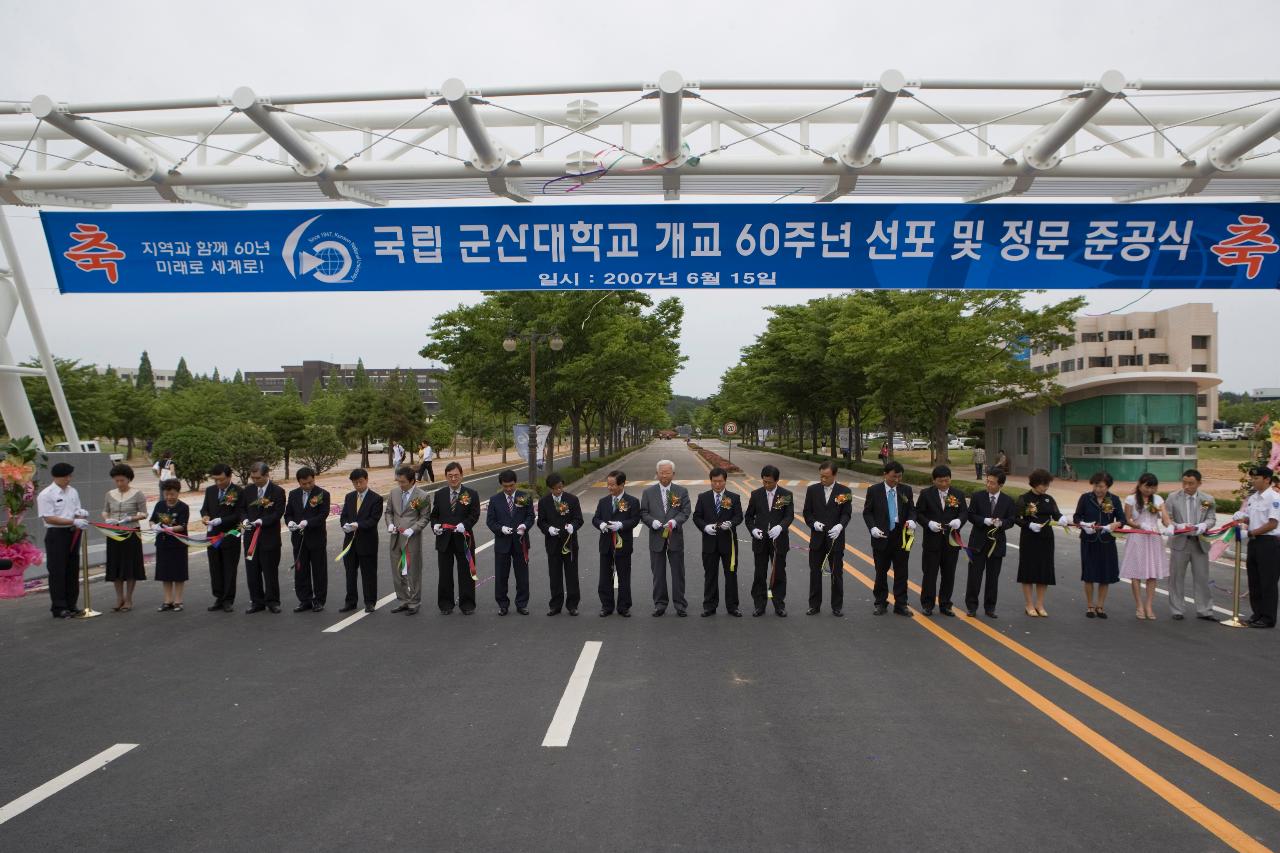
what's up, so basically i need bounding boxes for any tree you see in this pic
[296,424,346,475]
[156,425,230,491]
[307,366,347,430]
[224,422,282,485]
[135,351,156,393]
[21,357,114,442]
[268,383,308,478]
[372,370,428,466]
[171,357,194,391]
[341,360,379,468]
[107,374,154,460]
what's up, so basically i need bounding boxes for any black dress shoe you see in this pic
[806,607,820,615]
[652,608,665,617]
[701,609,714,617]
[406,606,419,615]
[312,604,324,613]
[568,608,578,616]
[498,607,509,616]
[618,609,631,617]
[295,603,315,613]
[832,609,844,617]
[207,603,223,612]
[1171,613,1185,620]
[728,609,742,617]
[245,605,265,614]
[364,605,375,613]
[752,607,765,617]
[1249,620,1275,629]
[222,604,235,613]
[600,609,612,617]
[548,608,562,616]
[461,609,475,615]
[268,605,281,613]
[441,608,454,615]
[893,606,914,618]
[1196,614,1219,622]
[940,606,955,617]
[390,603,409,613]
[338,604,358,613]
[966,609,977,617]
[517,607,529,615]
[985,610,998,619]
[676,610,687,617]
[922,606,934,616]
[53,610,69,619]
[775,607,787,617]
[873,603,887,615]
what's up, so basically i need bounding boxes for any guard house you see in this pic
[958,304,1222,481]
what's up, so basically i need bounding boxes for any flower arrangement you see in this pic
[515,493,530,507]
[250,497,274,509]
[221,487,239,506]
[616,499,629,512]
[834,493,850,505]
[459,492,472,506]
[556,502,570,516]
[308,492,323,507]
[669,492,682,508]
[720,496,733,510]
[1099,498,1114,515]
[409,497,425,511]
[772,495,791,509]
[0,437,45,576]
[946,494,960,509]
[1024,501,1039,517]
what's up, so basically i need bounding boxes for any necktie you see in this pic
[888,487,898,529]
[767,490,775,509]
[356,491,364,512]
[612,496,619,512]
[303,491,309,508]
[824,486,831,503]
[450,490,458,509]
[507,494,514,513]
[218,489,225,502]
[714,492,722,515]
[403,490,411,511]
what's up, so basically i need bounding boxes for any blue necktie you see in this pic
[887,487,898,530]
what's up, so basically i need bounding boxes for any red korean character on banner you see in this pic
[1210,214,1277,280]
[63,223,125,284]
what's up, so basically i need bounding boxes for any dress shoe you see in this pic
[676,610,687,617]
[985,610,998,619]
[600,609,612,617]
[207,603,223,612]
[752,607,766,617]
[461,608,475,615]
[498,607,509,616]
[1171,613,1185,620]
[441,608,454,615]
[618,609,631,617]
[893,606,914,618]
[245,605,265,614]
[312,604,324,613]
[966,608,977,617]
[548,608,562,616]
[568,608,578,616]
[701,609,714,617]
[391,603,409,613]
[922,606,934,616]
[222,604,235,613]
[1196,614,1219,622]
[364,605,375,613]
[806,607,820,615]
[406,606,419,615]
[939,606,955,617]
[775,607,787,617]
[728,609,742,617]
[295,603,315,613]
[53,610,70,619]
[872,603,887,615]
[1249,620,1275,629]
[517,607,529,615]
[832,609,843,617]
[338,604,358,613]
[652,608,665,617]
[268,605,281,614]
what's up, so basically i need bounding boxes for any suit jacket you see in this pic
[862,481,916,552]
[199,482,246,537]
[340,488,384,557]
[591,492,641,556]
[486,489,536,555]
[1016,492,1061,542]
[692,489,744,556]
[640,482,692,552]
[1071,491,1123,547]
[243,481,286,548]
[537,492,585,555]
[285,485,329,543]
[804,481,854,549]
[966,490,1016,558]
[743,485,795,555]
[915,486,967,552]
[385,484,430,550]
[1165,489,1217,552]
[429,485,481,554]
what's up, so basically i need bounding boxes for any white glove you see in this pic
[1161,526,1173,538]
[1232,511,1247,522]
[666,519,677,530]
[342,523,356,533]
[387,523,397,534]
[928,520,943,533]
[565,524,574,535]
[983,517,995,527]
[209,518,222,528]
[287,521,298,531]
[73,518,89,529]
[651,519,662,530]
[433,524,444,535]
[501,526,514,535]
[1195,522,1208,534]
[813,521,825,532]
[703,524,717,536]
[599,522,609,533]
[719,520,731,530]
[1029,522,1043,533]
[403,528,414,539]
[906,520,917,532]
[948,518,962,530]
[252,519,263,528]
[870,526,885,539]
[1079,521,1096,532]
[516,524,526,536]
[298,520,307,529]
[548,526,561,536]
[828,523,843,538]
[74,509,89,519]
[752,528,764,540]
[455,523,466,535]
[768,524,782,540]
[608,521,624,532]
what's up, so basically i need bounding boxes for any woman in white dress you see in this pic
[1120,473,1172,620]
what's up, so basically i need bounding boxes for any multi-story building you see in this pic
[245,360,443,411]
[97,366,177,390]
[959,304,1221,481]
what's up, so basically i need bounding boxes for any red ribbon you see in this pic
[441,524,477,580]
[245,525,262,560]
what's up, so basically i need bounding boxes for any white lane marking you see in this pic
[0,744,138,825]
[542,640,603,748]
[323,539,496,632]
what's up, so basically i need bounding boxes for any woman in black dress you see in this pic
[150,479,190,611]
[1016,468,1066,617]
[1073,471,1123,619]
[103,463,147,611]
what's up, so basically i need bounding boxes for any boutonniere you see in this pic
[250,497,273,509]
[157,512,174,526]
[1024,502,1038,517]
[617,499,629,512]
[515,493,530,507]
[772,495,791,509]
[459,492,472,506]
[720,496,733,510]
[308,493,323,507]
[834,493,850,505]
[222,488,238,506]
[669,492,682,508]
[946,495,959,508]
[1100,498,1114,514]
[1144,501,1160,515]
[1200,498,1214,510]
[556,502,570,515]
[409,497,425,511]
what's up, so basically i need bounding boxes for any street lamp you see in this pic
[503,328,564,487]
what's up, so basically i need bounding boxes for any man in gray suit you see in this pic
[1166,468,1219,622]
[385,466,430,614]
[641,458,692,616]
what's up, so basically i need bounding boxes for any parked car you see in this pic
[1208,429,1237,441]
[947,438,966,451]
[892,439,909,451]
[367,438,387,453]
[909,438,930,450]
[52,440,125,464]
[1196,431,1215,442]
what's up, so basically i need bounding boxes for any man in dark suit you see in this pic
[338,467,383,613]
[537,472,585,616]
[486,469,536,615]
[242,462,286,614]
[744,464,794,616]
[863,460,918,617]
[592,470,641,617]
[199,462,245,612]
[692,466,745,617]
[284,466,330,613]
[802,460,853,616]
[964,468,1017,618]
[429,461,482,615]
[915,464,967,617]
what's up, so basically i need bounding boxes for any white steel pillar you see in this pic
[0,276,44,448]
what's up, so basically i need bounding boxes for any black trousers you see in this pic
[920,544,959,609]
[751,542,787,611]
[494,546,530,610]
[418,461,435,483]
[292,536,328,605]
[1247,536,1279,626]
[546,538,580,611]
[807,536,843,611]
[702,549,739,612]
[438,548,476,613]
[244,542,281,606]
[872,543,910,607]
[343,550,378,607]
[207,540,240,605]
[965,553,1004,613]
[45,528,80,614]
[599,549,632,613]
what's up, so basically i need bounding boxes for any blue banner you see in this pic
[40,202,1280,292]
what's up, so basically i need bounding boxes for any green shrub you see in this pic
[156,426,231,492]
[297,424,346,475]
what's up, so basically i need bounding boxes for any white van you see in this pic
[52,440,125,463]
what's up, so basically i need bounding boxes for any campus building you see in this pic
[245,360,444,411]
[97,366,177,390]
[958,304,1221,482]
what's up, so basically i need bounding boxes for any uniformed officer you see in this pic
[1235,466,1280,628]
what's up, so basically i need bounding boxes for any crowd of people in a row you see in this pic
[33,455,1280,628]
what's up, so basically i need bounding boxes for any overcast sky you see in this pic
[3,0,1278,397]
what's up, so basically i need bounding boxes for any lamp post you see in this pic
[503,329,564,487]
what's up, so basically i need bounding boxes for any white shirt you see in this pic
[423,446,434,461]
[38,482,81,521]
[823,484,832,503]
[766,488,776,508]
[1245,487,1280,537]
[1124,493,1164,532]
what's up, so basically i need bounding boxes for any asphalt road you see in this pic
[1,439,1277,852]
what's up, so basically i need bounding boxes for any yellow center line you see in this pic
[786,525,1267,853]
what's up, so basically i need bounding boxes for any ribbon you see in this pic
[441,524,478,580]
[1208,523,1244,563]
[729,526,737,574]
[947,528,974,559]
[768,537,779,590]
[244,525,262,561]
[901,525,915,553]
[334,532,355,563]
[986,526,1001,558]
[519,530,530,565]
[560,530,574,557]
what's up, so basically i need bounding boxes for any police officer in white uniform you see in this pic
[37,461,91,618]
[1234,466,1280,628]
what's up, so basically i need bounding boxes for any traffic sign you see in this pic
[723,421,739,436]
